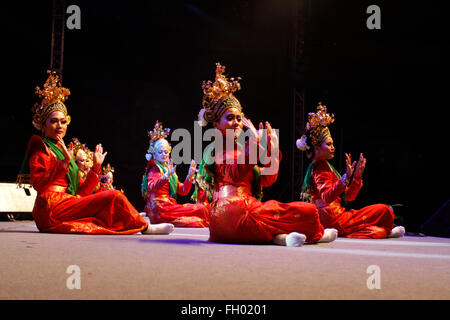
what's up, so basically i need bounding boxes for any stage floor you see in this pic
[1,221,449,300]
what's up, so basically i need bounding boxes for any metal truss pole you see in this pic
[50,0,66,79]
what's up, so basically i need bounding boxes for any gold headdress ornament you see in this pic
[197,62,242,126]
[146,120,171,160]
[297,103,335,151]
[32,70,71,130]
[69,137,93,162]
[102,163,115,176]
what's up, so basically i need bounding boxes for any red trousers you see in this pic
[33,189,148,235]
[318,203,394,238]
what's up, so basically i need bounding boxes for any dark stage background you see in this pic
[1,1,448,231]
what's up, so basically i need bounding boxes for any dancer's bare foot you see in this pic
[388,226,405,238]
[143,223,174,235]
[318,228,338,243]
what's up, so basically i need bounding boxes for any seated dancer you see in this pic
[194,63,337,246]
[141,121,209,227]
[296,103,405,238]
[20,70,173,235]
[99,163,116,191]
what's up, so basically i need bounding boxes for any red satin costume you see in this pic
[311,160,394,238]
[28,135,148,234]
[144,161,209,227]
[208,146,324,244]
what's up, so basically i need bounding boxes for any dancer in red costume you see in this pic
[194,63,337,246]
[141,121,209,227]
[19,71,173,235]
[296,103,405,238]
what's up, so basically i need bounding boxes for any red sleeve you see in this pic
[312,161,346,204]
[260,150,281,187]
[28,135,70,193]
[176,176,193,196]
[146,165,167,193]
[77,168,101,196]
[346,177,363,201]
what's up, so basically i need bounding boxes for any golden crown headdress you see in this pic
[146,120,171,160]
[32,70,71,130]
[197,63,242,126]
[297,103,335,151]
[69,137,93,162]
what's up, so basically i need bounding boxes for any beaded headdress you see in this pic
[32,70,71,131]
[197,63,242,126]
[145,120,171,160]
[297,103,335,151]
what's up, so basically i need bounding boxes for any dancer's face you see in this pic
[42,111,68,140]
[76,151,91,173]
[314,136,335,160]
[154,139,171,164]
[214,107,243,138]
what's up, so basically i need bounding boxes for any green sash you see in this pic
[43,138,80,195]
[155,160,179,200]
[18,137,79,195]
[301,160,346,204]
[141,160,178,199]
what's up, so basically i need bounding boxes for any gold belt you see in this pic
[44,185,67,193]
[214,185,251,200]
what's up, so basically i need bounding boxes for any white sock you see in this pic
[143,223,174,235]
[318,228,338,243]
[388,226,405,238]
[286,232,306,247]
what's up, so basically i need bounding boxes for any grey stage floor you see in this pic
[1,221,449,300]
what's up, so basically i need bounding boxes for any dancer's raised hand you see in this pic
[187,159,197,180]
[93,144,108,170]
[164,159,176,178]
[242,117,263,141]
[353,153,366,181]
[265,121,279,151]
[56,136,73,162]
[345,153,356,180]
